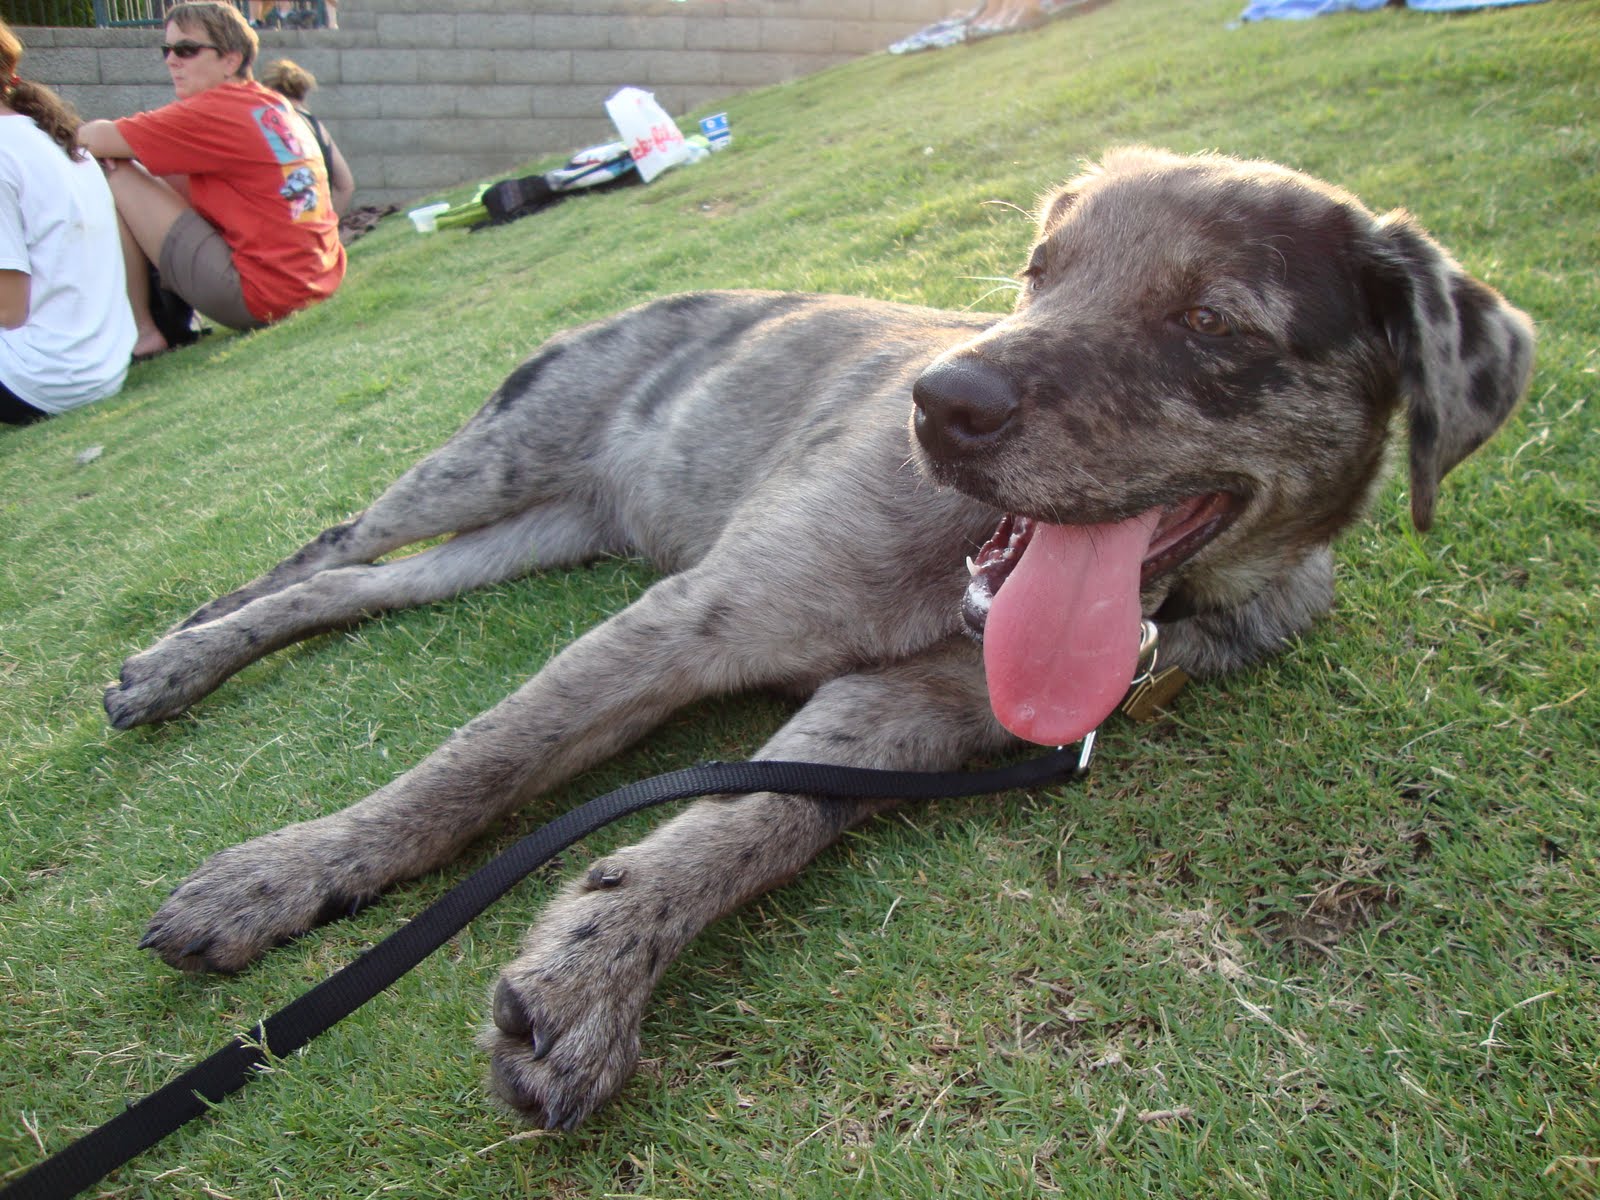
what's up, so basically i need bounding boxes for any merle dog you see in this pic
[111,148,1534,1129]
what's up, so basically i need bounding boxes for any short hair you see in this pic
[164,2,260,75]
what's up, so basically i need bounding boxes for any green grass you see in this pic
[3,0,1598,1195]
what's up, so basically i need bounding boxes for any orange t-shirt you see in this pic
[116,81,346,323]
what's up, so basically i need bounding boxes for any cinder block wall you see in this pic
[22,1,955,209]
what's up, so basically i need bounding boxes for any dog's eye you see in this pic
[1179,306,1232,337]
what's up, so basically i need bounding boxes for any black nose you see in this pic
[912,357,1020,461]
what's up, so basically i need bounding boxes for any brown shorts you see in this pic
[158,210,265,332]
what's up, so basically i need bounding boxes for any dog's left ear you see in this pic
[1366,212,1536,531]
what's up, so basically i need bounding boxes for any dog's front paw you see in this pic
[482,972,644,1131]
[142,822,374,972]
[480,867,668,1129]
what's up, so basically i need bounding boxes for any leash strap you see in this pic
[3,749,1085,1200]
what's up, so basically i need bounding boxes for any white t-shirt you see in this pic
[0,113,136,414]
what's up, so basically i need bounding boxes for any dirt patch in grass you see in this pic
[1259,879,1401,961]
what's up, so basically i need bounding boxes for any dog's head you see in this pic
[910,146,1535,744]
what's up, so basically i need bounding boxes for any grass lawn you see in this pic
[2,0,1597,1195]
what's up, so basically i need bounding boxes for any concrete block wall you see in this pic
[21,0,956,209]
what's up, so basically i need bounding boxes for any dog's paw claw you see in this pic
[140,914,235,973]
[141,896,266,973]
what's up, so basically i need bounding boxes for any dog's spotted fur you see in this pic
[112,148,1533,1129]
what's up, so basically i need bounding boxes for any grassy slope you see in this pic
[2,0,1597,1195]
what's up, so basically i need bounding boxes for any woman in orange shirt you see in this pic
[78,2,345,358]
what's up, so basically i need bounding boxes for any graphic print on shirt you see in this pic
[254,103,323,220]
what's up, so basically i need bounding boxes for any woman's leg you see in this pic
[101,159,190,358]
[102,159,263,339]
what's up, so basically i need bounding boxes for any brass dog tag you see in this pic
[1120,666,1190,722]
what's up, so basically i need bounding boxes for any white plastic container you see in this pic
[407,203,451,233]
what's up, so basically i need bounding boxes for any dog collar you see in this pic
[1066,620,1191,773]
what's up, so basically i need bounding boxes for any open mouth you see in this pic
[961,492,1241,747]
[963,492,1239,635]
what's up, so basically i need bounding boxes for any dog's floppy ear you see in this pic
[1366,212,1536,531]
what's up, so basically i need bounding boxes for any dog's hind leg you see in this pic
[482,637,1012,1129]
[106,497,622,729]
[173,403,609,634]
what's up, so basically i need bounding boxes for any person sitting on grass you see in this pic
[260,59,355,216]
[0,18,136,426]
[77,1,345,361]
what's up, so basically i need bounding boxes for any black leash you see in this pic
[2,748,1089,1200]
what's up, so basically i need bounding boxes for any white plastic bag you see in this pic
[604,87,689,183]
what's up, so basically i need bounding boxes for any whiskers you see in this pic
[957,198,1038,310]
[981,198,1034,220]
[958,275,1025,310]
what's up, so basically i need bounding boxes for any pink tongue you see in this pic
[982,510,1161,745]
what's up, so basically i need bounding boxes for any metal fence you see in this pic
[3,0,328,28]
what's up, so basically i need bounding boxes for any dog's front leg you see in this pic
[483,638,1011,1129]
[141,572,841,973]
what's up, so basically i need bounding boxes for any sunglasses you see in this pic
[160,41,221,60]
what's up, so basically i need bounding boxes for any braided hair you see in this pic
[1,18,86,161]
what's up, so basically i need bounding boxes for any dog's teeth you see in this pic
[966,556,978,576]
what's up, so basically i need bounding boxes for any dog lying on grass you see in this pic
[110,147,1534,1128]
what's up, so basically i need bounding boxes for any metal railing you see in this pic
[93,0,164,24]
[4,0,329,29]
